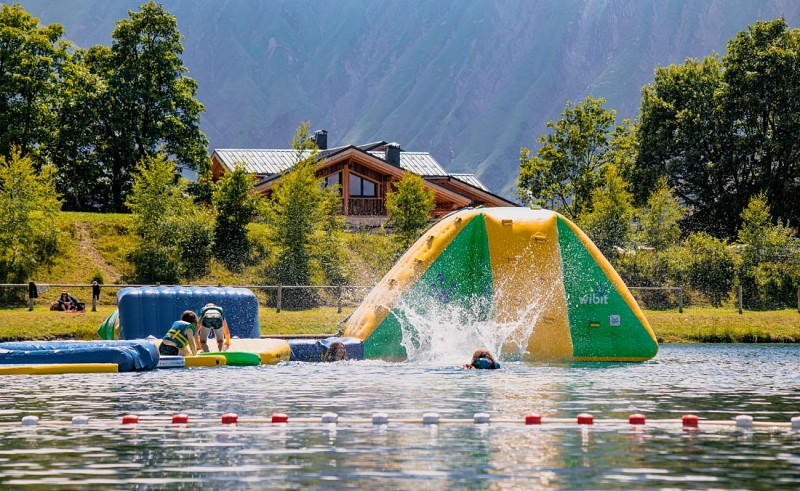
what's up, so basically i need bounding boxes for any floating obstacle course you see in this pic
[344,207,658,362]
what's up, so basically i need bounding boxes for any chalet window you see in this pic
[349,173,377,197]
[323,172,341,194]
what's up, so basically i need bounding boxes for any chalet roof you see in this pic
[367,151,447,176]
[213,149,305,175]
[450,173,488,191]
[214,147,449,178]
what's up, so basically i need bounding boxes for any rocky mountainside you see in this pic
[18,0,800,199]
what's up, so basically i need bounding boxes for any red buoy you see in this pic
[577,413,594,425]
[121,414,139,425]
[272,413,289,424]
[172,414,189,424]
[682,414,699,427]
[629,414,646,425]
[525,414,542,425]
[221,413,239,424]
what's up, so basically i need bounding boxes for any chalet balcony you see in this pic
[347,197,386,216]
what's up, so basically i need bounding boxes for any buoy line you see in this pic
[4,413,799,429]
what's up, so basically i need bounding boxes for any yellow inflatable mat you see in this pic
[0,363,119,375]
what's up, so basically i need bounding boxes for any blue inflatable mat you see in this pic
[0,340,159,372]
[288,337,363,362]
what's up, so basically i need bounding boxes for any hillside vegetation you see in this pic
[1,211,794,343]
[22,211,396,307]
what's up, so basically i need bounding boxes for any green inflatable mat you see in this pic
[198,351,261,366]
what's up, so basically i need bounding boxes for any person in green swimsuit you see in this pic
[160,310,199,357]
[198,303,231,352]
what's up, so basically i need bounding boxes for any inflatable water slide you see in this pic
[343,207,658,362]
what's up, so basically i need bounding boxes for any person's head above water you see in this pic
[466,348,500,369]
[325,341,348,362]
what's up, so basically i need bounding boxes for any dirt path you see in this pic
[76,223,122,284]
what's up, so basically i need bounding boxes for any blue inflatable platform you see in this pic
[117,286,260,339]
[0,340,159,372]
[288,337,363,362]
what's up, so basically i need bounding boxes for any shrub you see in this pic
[685,232,735,307]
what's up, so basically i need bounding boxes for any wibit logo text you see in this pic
[579,284,608,305]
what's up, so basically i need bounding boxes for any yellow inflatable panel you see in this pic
[0,363,119,375]
[185,355,226,367]
[484,209,573,361]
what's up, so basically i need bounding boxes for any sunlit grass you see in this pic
[0,304,797,343]
[646,308,800,343]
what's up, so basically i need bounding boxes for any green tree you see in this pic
[48,48,108,210]
[0,147,61,289]
[685,232,735,307]
[265,122,337,308]
[577,165,634,261]
[125,153,213,283]
[736,192,796,307]
[90,1,208,211]
[517,96,621,219]
[0,4,69,160]
[311,188,350,286]
[634,19,800,236]
[385,172,435,249]
[638,178,685,251]
[212,165,262,270]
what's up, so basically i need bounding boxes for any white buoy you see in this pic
[792,416,800,430]
[372,413,389,425]
[474,412,490,424]
[21,415,39,426]
[321,413,338,424]
[71,415,90,425]
[422,412,440,425]
[735,415,753,428]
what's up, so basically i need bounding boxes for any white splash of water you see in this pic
[392,239,563,365]
[392,278,560,365]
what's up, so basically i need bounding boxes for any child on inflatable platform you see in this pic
[464,348,501,370]
[198,303,231,352]
[159,311,199,357]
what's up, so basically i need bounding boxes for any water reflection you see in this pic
[0,344,798,489]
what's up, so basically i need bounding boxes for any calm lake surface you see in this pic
[0,344,798,490]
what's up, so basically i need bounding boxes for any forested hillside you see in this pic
[17,0,800,198]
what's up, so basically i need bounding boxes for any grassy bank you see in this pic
[0,306,350,342]
[0,306,796,343]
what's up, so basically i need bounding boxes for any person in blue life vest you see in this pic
[159,310,199,357]
[463,348,501,369]
[198,303,231,352]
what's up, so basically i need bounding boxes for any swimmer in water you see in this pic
[464,348,500,369]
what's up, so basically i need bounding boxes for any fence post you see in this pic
[678,287,683,314]
[276,285,282,313]
[337,285,343,314]
[738,285,743,315]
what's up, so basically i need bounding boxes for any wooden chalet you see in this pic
[210,130,517,225]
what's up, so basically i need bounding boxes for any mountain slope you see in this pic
[17,0,800,198]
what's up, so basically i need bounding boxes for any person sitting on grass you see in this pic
[198,303,231,352]
[463,348,501,370]
[56,290,85,312]
[159,310,199,357]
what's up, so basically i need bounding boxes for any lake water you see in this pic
[0,344,798,489]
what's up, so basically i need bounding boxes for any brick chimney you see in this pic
[312,130,328,150]
[385,142,401,167]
